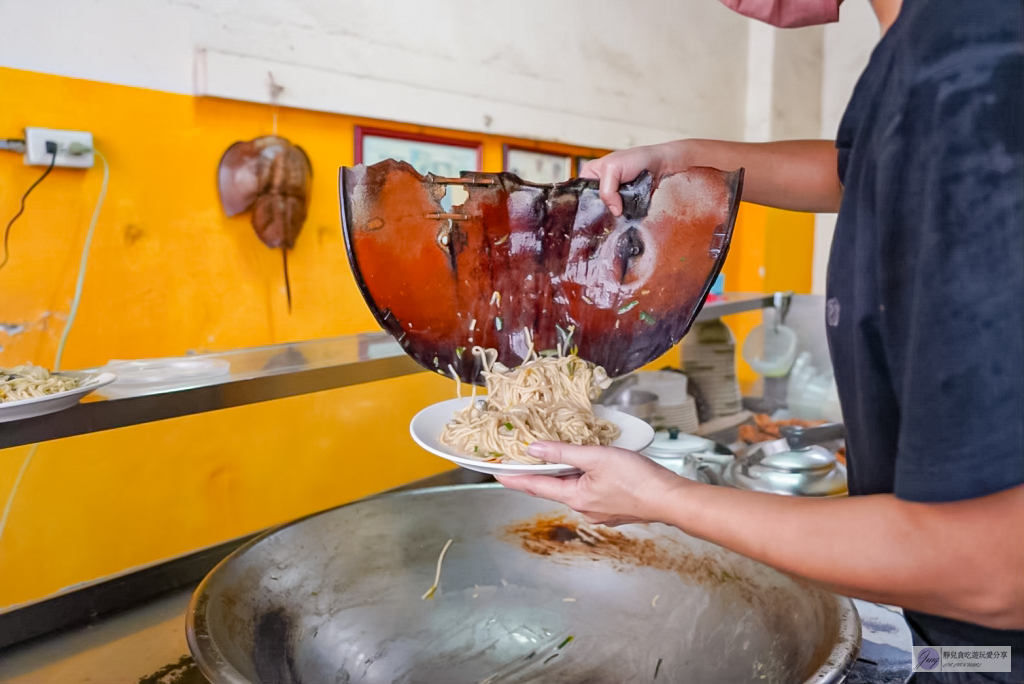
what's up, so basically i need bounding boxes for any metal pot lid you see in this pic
[759,448,834,473]
[725,446,847,497]
[644,431,714,456]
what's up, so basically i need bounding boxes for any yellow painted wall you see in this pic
[720,203,816,388]
[0,67,606,607]
[650,202,816,384]
[0,66,814,607]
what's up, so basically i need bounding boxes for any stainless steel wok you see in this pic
[187,485,860,683]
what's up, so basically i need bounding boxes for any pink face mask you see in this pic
[719,0,840,28]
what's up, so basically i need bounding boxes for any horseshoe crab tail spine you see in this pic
[283,248,292,313]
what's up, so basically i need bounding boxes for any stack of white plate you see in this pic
[652,396,701,433]
[633,370,700,433]
[681,319,743,419]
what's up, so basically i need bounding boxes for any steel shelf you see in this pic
[0,333,418,450]
[0,293,777,450]
[695,292,775,320]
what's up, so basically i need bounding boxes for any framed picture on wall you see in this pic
[357,128,481,209]
[503,147,573,184]
[356,127,481,177]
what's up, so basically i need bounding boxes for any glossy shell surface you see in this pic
[340,160,743,383]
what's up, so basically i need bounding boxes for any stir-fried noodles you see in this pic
[1,365,80,403]
[440,334,619,464]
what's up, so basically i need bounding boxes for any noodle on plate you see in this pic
[1,365,81,403]
[439,333,619,465]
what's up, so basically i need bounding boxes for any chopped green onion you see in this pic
[617,300,639,315]
[554,324,568,352]
[557,635,574,649]
[504,422,513,430]
[539,349,559,357]
[679,257,686,262]
[495,317,503,331]
[639,311,656,325]
[495,234,509,245]
[455,346,465,356]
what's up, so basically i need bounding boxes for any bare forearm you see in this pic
[662,139,843,213]
[659,482,1024,629]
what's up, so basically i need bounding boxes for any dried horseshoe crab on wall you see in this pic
[340,159,743,384]
[218,135,312,311]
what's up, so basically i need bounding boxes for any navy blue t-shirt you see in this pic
[825,0,1023,676]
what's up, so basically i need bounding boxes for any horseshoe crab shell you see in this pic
[218,135,312,310]
[340,160,742,384]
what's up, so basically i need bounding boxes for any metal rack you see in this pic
[0,292,780,451]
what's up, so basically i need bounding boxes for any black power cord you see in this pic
[0,141,58,274]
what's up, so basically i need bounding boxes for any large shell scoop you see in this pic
[340,160,742,384]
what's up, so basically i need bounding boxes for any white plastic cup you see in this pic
[742,323,798,378]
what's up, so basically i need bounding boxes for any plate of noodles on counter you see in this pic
[0,365,116,423]
[410,339,655,476]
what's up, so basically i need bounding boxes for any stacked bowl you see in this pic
[682,320,743,419]
[633,370,699,433]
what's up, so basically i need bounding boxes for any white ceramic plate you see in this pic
[96,358,230,399]
[410,397,655,476]
[0,371,117,423]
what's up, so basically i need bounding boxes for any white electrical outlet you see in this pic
[24,127,94,168]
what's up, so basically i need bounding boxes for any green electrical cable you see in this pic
[55,150,109,370]
[0,149,109,553]
[0,147,58,274]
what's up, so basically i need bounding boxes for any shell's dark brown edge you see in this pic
[600,166,742,377]
[340,164,430,365]
[339,166,392,351]
[667,165,744,346]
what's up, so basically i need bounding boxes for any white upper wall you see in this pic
[0,0,756,149]
[3,0,871,290]
[812,1,880,294]
[820,1,882,139]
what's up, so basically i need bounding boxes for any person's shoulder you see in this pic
[896,0,1022,79]
[835,0,1022,167]
[892,0,1023,156]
